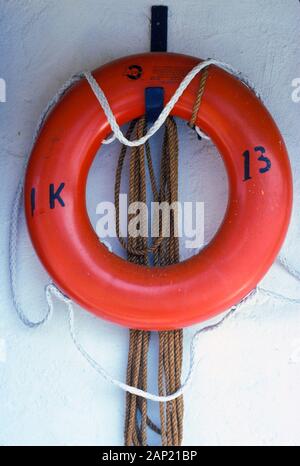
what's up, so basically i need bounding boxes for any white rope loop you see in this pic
[45,281,300,402]
[9,57,297,403]
[48,283,255,402]
[83,58,260,147]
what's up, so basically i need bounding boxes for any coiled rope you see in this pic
[115,117,183,445]
[117,68,210,445]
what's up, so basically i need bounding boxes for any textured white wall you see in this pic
[1,0,300,446]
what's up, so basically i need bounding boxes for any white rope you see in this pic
[44,280,300,402]
[195,126,211,140]
[68,288,257,402]
[277,255,300,282]
[9,73,83,328]
[83,58,260,147]
[9,58,298,402]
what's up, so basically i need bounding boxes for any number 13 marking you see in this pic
[242,146,271,181]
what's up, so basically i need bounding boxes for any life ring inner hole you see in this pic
[86,117,229,264]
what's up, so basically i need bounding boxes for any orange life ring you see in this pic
[25,52,292,330]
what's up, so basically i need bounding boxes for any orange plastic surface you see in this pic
[25,53,292,330]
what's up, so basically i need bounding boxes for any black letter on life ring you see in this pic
[126,65,143,80]
[242,150,251,181]
[30,187,36,216]
[255,146,271,174]
[49,183,65,209]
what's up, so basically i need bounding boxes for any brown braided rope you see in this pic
[116,117,184,446]
[115,70,209,446]
[188,67,209,129]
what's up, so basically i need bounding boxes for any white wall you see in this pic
[1,0,300,446]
